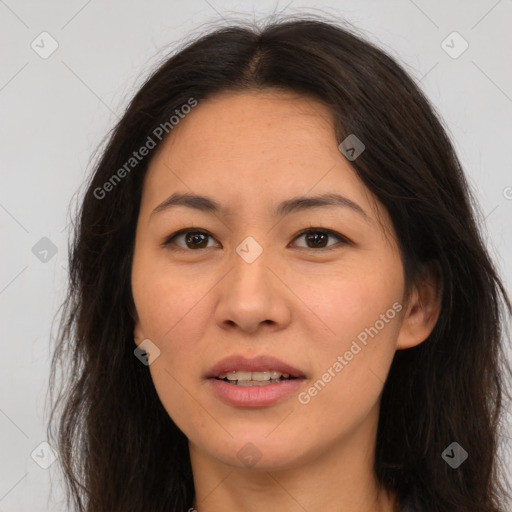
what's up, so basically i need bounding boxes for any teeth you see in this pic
[231,379,286,386]
[218,370,292,381]
[226,371,251,381]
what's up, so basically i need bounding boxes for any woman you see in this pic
[49,15,512,512]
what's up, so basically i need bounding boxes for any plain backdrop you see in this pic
[1,1,511,510]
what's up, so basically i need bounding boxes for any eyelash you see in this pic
[161,227,350,252]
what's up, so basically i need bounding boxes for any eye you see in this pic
[291,228,349,250]
[162,229,220,250]
[162,227,350,251]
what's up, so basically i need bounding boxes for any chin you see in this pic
[201,433,309,471]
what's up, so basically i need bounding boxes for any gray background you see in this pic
[1,0,511,510]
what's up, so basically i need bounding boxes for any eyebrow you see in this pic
[151,192,369,221]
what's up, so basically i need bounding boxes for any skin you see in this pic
[131,90,441,512]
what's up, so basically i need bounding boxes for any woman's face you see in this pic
[131,90,413,471]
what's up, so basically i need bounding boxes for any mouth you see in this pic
[207,354,306,386]
[206,355,306,407]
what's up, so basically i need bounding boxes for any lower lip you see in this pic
[208,378,305,407]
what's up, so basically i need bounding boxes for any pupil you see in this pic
[307,232,327,248]
[186,232,207,249]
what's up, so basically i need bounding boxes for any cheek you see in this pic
[293,264,403,417]
[292,257,403,347]
[131,260,215,428]
[328,279,401,342]
[132,247,213,344]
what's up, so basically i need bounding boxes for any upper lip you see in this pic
[207,355,306,379]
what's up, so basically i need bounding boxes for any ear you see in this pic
[133,309,145,347]
[396,261,443,350]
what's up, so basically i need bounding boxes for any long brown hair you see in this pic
[48,15,512,512]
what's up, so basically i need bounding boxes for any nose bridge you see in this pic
[230,234,273,296]
[235,234,266,266]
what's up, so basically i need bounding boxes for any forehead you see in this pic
[147,91,350,186]
[140,90,387,230]
[159,90,337,165]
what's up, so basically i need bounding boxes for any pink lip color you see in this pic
[206,354,306,408]
[208,377,305,408]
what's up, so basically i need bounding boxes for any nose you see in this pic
[213,244,292,335]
